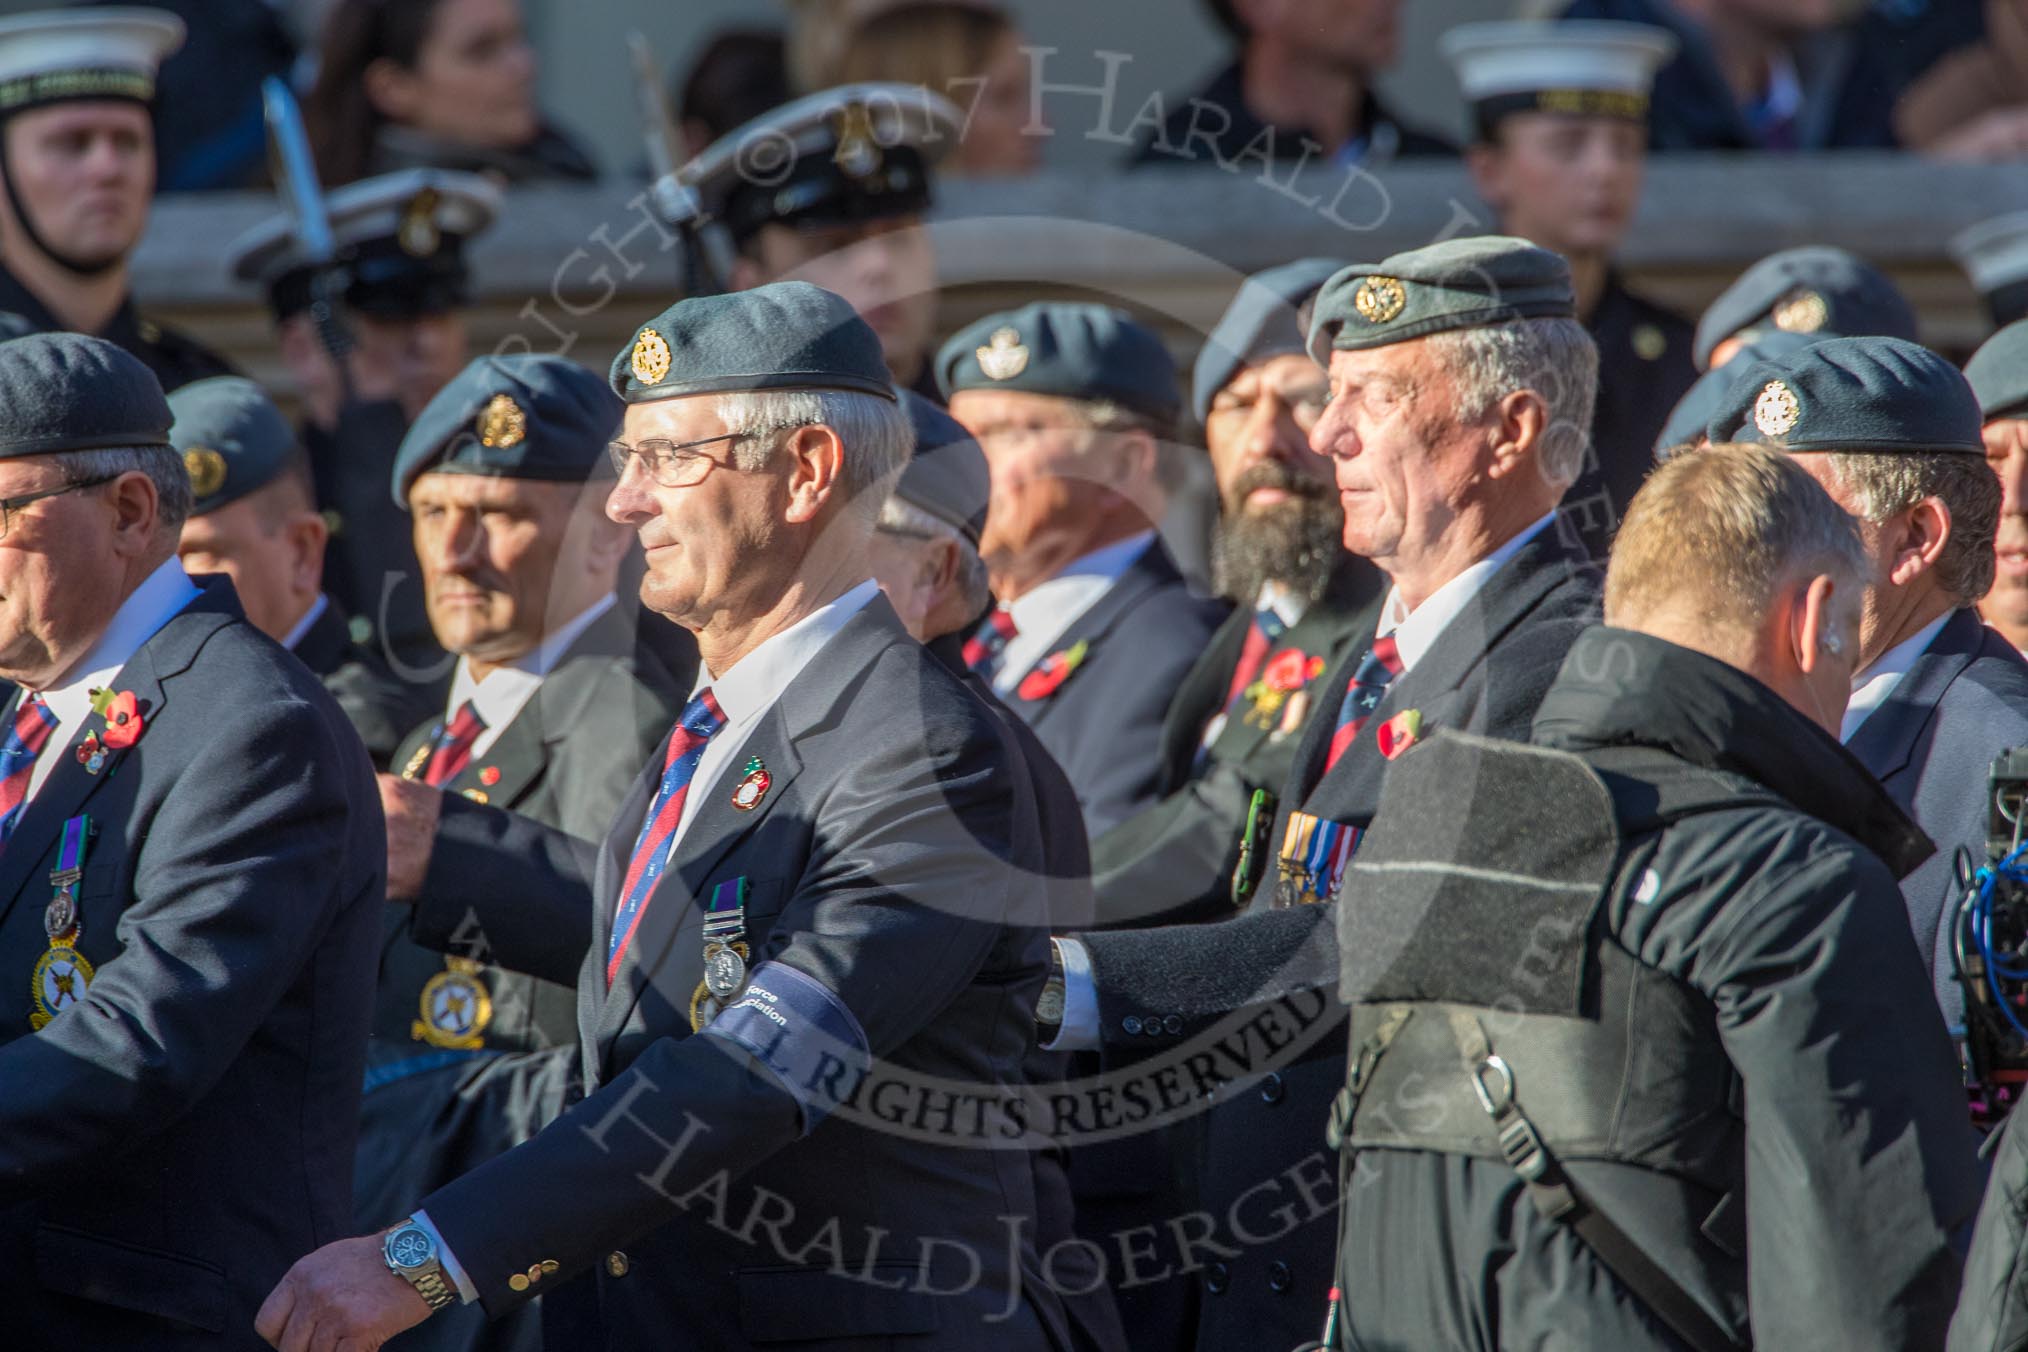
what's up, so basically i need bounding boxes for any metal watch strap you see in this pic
[403,1265,456,1310]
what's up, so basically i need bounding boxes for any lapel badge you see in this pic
[1754,380,1801,438]
[631,327,672,386]
[29,943,94,1030]
[1376,708,1423,760]
[462,788,489,804]
[400,740,431,781]
[93,689,143,749]
[976,327,1029,381]
[831,103,884,179]
[731,756,771,811]
[477,393,527,449]
[479,765,501,786]
[1016,639,1090,702]
[1771,288,1828,334]
[183,446,227,498]
[1353,275,1407,325]
[398,188,442,257]
[75,731,106,775]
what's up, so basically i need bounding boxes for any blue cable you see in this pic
[1974,844,2028,1043]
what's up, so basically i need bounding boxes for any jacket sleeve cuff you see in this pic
[409,1209,478,1304]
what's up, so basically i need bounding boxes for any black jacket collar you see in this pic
[1533,626,1932,877]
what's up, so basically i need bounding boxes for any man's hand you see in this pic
[256,1233,434,1351]
[379,772,443,901]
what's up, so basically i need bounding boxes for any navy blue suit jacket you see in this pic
[0,574,383,1348]
[1846,608,2028,1022]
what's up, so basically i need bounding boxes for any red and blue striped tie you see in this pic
[961,606,1019,678]
[422,702,486,787]
[1324,635,1402,772]
[607,688,727,986]
[0,694,55,846]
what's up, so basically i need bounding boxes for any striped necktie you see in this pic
[0,694,54,846]
[961,606,1019,679]
[607,689,728,985]
[422,702,487,787]
[1221,607,1290,713]
[1323,635,1403,772]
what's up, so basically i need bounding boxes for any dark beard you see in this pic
[1210,469,1345,606]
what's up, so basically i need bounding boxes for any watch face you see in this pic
[387,1227,435,1270]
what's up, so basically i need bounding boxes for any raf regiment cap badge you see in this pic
[631,326,672,386]
[398,187,442,258]
[478,393,526,448]
[1754,379,1801,437]
[976,326,1029,381]
[1352,275,1407,325]
[831,103,884,179]
[182,446,226,498]
[1772,288,1828,335]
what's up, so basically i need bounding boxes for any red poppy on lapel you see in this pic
[1263,649,1327,692]
[1376,709,1422,761]
[1017,639,1091,701]
[92,689,146,750]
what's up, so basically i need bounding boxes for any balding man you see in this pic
[262,283,1063,1351]
[1328,443,1976,1350]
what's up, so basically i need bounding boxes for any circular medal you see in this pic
[30,944,94,1029]
[43,889,76,941]
[410,963,493,1049]
[703,942,748,1000]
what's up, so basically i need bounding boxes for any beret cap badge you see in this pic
[1772,288,1828,335]
[1754,380,1801,437]
[183,447,226,499]
[1352,276,1407,325]
[398,188,442,259]
[631,327,672,386]
[477,393,527,449]
[976,326,1030,381]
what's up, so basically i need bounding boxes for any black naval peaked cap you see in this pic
[1966,320,2028,423]
[1307,236,1576,364]
[1193,258,1343,425]
[611,282,896,405]
[168,376,298,515]
[394,353,624,506]
[0,331,169,455]
[894,389,990,546]
[1692,245,1918,372]
[1705,335,1983,455]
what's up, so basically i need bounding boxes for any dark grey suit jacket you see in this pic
[0,575,383,1348]
[415,597,1069,1350]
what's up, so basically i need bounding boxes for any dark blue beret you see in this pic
[1192,258,1342,425]
[0,331,169,456]
[611,281,895,405]
[1966,319,2028,423]
[1705,335,1983,455]
[1692,246,1918,371]
[1307,236,1575,362]
[893,389,989,546]
[937,302,1181,425]
[1653,331,1821,459]
[168,376,298,515]
[393,353,623,507]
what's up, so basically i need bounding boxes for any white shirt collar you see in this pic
[1376,513,1555,675]
[696,579,881,727]
[280,593,331,653]
[1256,580,1308,629]
[1841,610,1953,743]
[995,531,1154,691]
[445,593,616,758]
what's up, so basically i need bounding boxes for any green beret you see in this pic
[936,302,1181,423]
[1966,320,2028,423]
[1307,236,1576,362]
[167,376,297,515]
[610,281,896,405]
[0,331,169,456]
[394,354,623,507]
[1705,335,1983,455]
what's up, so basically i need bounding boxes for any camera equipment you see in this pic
[1956,748,2028,1128]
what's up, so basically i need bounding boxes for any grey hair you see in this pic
[1422,317,1599,491]
[63,445,192,534]
[877,494,992,617]
[1825,451,2000,605]
[714,389,914,515]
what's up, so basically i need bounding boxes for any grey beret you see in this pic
[1705,335,1983,455]
[611,281,896,405]
[893,390,990,546]
[168,376,298,515]
[937,302,1181,424]
[0,331,169,456]
[395,353,623,506]
[1692,246,1918,372]
[1192,258,1343,425]
[1966,320,2028,423]
[1306,236,1576,363]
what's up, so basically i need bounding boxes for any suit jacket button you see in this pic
[606,1251,630,1278]
[1267,1260,1292,1292]
[1260,1072,1285,1105]
[1122,1015,1143,1036]
[508,1273,530,1292]
[1205,1261,1230,1294]
[1162,1014,1184,1035]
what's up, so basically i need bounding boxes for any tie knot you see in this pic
[1370,634,1402,677]
[445,701,486,740]
[989,607,1018,641]
[681,687,727,739]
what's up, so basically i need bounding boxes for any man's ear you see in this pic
[106,471,160,558]
[1464,141,1505,209]
[783,424,847,524]
[1794,572,1839,676]
[363,57,418,121]
[924,535,961,594]
[286,509,329,593]
[1884,496,1950,588]
[1487,388,1551,480]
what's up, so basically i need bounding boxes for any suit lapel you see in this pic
[1011,540,1177,726]
[1845,608,1978,785]
[448,705,545,805]
[1156,606,1253,789]
[288,598,350,679]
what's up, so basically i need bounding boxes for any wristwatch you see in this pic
[383,1219,457,1311]
[1035,939,1066,1043]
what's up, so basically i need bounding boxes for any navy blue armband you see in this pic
[701,961,870,1134]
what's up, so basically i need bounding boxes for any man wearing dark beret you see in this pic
[169,375,432,768]
[1653,328,1819,458]
[344,351,689,1352]
[1709,334,2028,1021]
[1967,320,2028,654]
[1693,243,1919,373]
[264,281,1065,1351]
[938,300,1231,839]
[0,332,382,1344]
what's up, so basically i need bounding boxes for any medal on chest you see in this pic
[1273,809,1360,908]
[412,956,493,1049]
[30,815,95,1030]
[689,876,752,1032]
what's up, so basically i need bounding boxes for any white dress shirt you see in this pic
[1841,611,1952,743]
[27,556,201,800]
[1051,512,1558,1052]
[992,531,1155,694]
[441,594,615,760]
[279,593,330,653]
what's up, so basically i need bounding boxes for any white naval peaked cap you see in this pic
[226,168,503,285]
[1441,20,1677,108]
[1954,212,2028,300]
[0,7,184,114]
